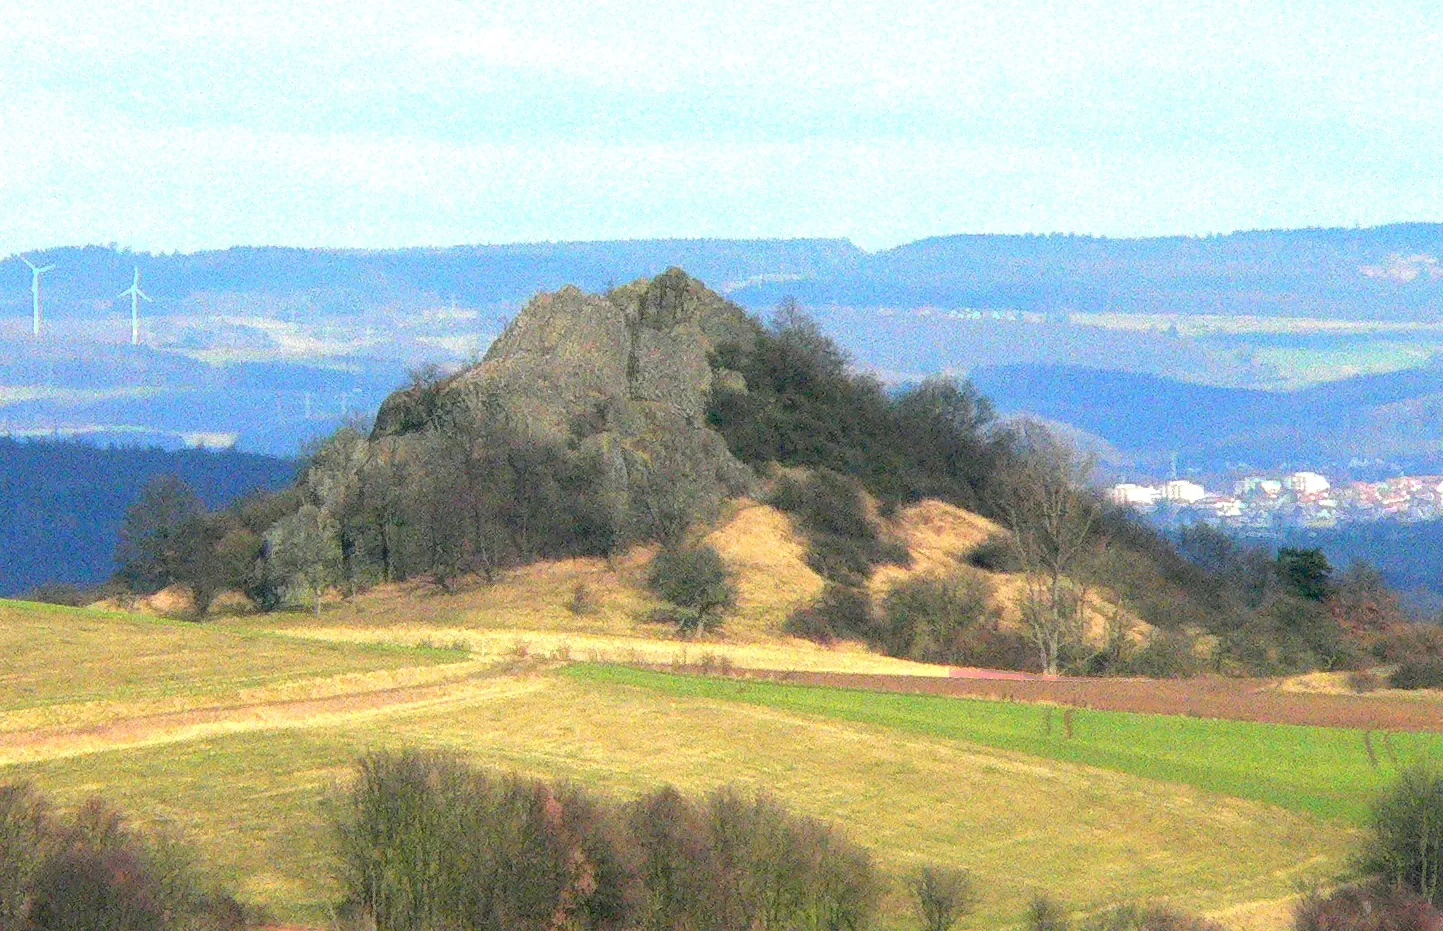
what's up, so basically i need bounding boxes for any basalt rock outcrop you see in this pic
[372,268,760,534]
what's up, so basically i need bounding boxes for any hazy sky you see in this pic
[2,0,1441,254]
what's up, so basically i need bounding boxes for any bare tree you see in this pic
[907,865,977,931]
[996,421,1100,675]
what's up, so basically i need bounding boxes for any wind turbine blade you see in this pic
[138,290,153,302]
[37,265,56,273]
[20,257,37,271]
[117,289,132,299]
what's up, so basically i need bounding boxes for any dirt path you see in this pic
[700,668,1443,732]
[0,665,545,766]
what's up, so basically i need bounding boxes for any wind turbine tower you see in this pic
[20,256,57,338]
[117,267,152,346]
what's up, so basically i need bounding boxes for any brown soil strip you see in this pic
[702,668,1443,732]
[0,663,540,766]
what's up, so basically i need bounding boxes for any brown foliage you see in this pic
[1294,883,1443,931]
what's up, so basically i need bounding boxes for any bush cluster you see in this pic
[1026,897,1228,931]
[784,584,878,645]
[770,469,909,587]
[329,750,884,931]
[1360,764,1443,907]
[880,569,1001,666]
[0,782,246,931]
[1390,660,1443,691]
[646,544,735,635]
[963,533,1019,573]
[1294,882,1442,931]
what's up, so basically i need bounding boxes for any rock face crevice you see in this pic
[372,268,760,537]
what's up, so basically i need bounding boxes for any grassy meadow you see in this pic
[573,666,1443,824]
[0,520,1432,931]
[4,663,1356,929]
[0,599,461,712]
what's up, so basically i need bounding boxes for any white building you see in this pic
[1109,483,1161,507]
[1287,471,1331,495]
[1163,480,1207,504]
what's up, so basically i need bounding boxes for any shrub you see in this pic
[692,787,878,931]
[628,786,722,931]
[329,750,638,931]
[1360,765,1443,906]
[1027,896,1072,931]
[0,783,244,931]
[330,751,880,931]
[648,544,734,634]
[1026,898,1230,931]
[771,470,875,543]
[1293,881,1443,931]
[28,847,163,931]
[785,584,876,645]
[804,534,879,587]
[771,469,907,586]
[568,582,598,616]
[1348,669,1383,694]
[1391,660,1443,691]
[1125,630,1203,679]
[881,570,999,665]
[965,533,1019,573]
[907,865,976,931]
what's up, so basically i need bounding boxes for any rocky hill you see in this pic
[373,268,760,537]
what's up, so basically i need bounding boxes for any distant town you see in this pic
[1109,470,1443,531]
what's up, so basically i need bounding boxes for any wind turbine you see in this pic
[117,266,152,346]
[20,256,57,338]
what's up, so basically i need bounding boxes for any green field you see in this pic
[572,666,1443,824]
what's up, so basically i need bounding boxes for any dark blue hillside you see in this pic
[0,439,297,595]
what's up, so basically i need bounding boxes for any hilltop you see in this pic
[98,267,1443,686]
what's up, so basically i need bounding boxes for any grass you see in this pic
[570,666,1443,824]
[2,668,1354,929]
[0,568,1398,928]
[0,600,461,713]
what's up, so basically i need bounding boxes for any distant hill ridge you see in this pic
[8,222,1443,320]
[971,361,1443,468]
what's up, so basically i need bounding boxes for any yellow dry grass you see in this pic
[1275,669,1443,702]
[870,499,999,597]
[2,668,1354,929]
[0,600,447,712]
[260,549,664,637]
[0,666,537,768]
[0,659,502,747]
[704,499,826,633]
[280,626,950,677]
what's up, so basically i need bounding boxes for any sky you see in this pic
[1,0,1441,254]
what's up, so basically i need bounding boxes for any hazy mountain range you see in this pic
[7,223,1443,321]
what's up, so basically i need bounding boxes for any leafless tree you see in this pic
[996,421,1100,675]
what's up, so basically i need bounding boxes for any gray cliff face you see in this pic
[372,268,759,536]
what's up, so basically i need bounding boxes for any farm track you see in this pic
[0,661,542,766]
[700,668,1443,732]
